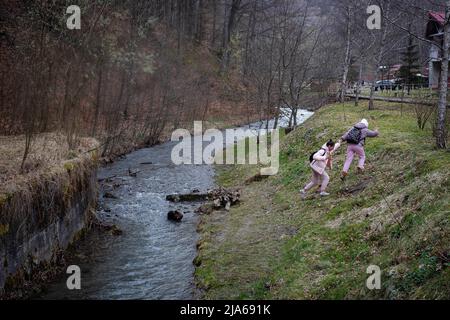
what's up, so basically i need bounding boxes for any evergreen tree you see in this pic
[399,34,421,94]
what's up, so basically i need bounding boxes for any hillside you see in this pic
[0,1,262,187]
[195,102,449,299]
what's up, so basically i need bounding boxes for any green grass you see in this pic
[195,101,450,299]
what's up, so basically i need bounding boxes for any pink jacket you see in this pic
[310,142,341,175]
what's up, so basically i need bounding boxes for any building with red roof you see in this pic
[426,11,449,89]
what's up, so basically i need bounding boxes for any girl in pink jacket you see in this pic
[340,119,379,180]
[300,139,340,198]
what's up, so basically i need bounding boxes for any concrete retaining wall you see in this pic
[0,161,97,295]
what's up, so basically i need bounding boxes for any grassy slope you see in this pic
[195,102,450,299]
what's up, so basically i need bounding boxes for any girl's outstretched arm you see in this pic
[332,142,341,153]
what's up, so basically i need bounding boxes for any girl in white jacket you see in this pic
[300,139,340,198]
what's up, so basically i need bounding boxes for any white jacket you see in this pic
[310,142,341,175]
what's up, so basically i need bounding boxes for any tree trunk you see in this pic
[369,1,390,110]
[221,0,241,73]
[211,0,217,46]
[436,1,450,149]
[355,62,363,106]
[92,62,103,136]
[338,4,352,103]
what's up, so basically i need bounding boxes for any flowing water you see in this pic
[39,110,313,300]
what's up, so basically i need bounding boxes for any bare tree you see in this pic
[368,0,392,110]
[337,1,353,103]
[436,1,450,148]
[380,0,449,148]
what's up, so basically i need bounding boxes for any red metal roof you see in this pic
[429,11,445,26]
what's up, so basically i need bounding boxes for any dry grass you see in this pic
[0,133,98,193]
[0,101,256,190]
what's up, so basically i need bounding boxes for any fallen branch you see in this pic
[97,175,117,183]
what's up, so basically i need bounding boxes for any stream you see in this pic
[39,110,313,300]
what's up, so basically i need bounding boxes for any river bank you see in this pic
[0,108,313,299]
[0,110,273,299]
[195,102,449,299]
[32,110,312,299]
[0,152,98,299]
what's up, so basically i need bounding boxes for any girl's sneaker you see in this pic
[300,189,307,199]
[320,191,330,197]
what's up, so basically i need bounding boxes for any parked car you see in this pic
[374,80,395,91]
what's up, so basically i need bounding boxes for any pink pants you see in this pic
[304,170,329,192]
[343,144,366,173]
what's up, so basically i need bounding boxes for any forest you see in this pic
[0,0,449,302]
[2,1,447,177]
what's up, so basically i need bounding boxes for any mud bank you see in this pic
[0,156,97,298]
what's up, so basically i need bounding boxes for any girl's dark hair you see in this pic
[326,139,335,147]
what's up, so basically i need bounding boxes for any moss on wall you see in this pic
[0,156,98,297]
